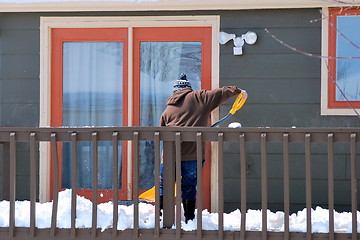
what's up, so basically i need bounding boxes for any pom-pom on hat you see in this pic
[173,73,192,93]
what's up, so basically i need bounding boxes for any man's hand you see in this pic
[241,89,248,99]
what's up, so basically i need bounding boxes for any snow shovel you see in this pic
[139,184,177,203]
[139,93,247,202]
[211,92,247,127]
[139,186,157,202]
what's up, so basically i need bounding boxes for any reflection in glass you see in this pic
[139,41,202,189]
[62,41,123,189]
[336,15,360,101]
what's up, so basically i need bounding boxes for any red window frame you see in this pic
[51,28,129,202]
[328,7,360,108]
[50,26,213,209]
[132,27,212,209]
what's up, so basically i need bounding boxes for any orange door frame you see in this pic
[51,28,128,203]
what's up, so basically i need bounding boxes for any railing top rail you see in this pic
[0,126,359,131]
[0,126,359,143]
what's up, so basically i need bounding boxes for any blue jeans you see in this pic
[159,160,203,201]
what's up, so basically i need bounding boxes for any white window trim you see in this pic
[321,7,360,116]
[39,16,220,203]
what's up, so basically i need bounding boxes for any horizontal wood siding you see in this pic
[0,13,40,200]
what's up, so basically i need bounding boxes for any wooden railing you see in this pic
[0,127,359,240]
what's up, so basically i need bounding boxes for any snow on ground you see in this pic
[0,189,359,233]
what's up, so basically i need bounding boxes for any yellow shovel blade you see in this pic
[229,93,247,115]
[139,184,177,202]
[139,186,156,202]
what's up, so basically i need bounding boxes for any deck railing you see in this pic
[0,126,359,240]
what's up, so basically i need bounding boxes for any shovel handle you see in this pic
[211,113,231,127]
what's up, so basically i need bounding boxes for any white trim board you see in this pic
[0,0,356,12]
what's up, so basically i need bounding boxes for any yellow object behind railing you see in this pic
[139,184,177,202]
[139,186,156,202]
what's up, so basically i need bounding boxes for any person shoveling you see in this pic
[139,73,247,223]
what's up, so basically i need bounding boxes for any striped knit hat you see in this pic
[173,73,192,93]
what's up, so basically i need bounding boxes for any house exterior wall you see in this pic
[0,9,359,211]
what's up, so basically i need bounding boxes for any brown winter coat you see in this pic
[160,86,242,160]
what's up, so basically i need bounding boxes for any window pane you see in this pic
[139,41,202,189]
[336,15,360,101]
[62,41,123,189]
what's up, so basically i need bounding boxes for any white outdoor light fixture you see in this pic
[218,32,236,45]
[219,31,257,55]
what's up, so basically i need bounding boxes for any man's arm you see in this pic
[204,86,246,111]
[160,114,166,126]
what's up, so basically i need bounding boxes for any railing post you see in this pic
[283,133,290,240]
[163,140,175,229]
[305,133,312,240]
[9,132,16,238]
[71,132,78,239]
[112,132,119,238]
[218,132,224,240]
[175,132,182,238]
[91,132,98,239]
[50,133,59,238]
[133,132,140,238]
[196,132,203,239]
[154,132,161,238]
[328,133,334,240]
[261,133,267,240]
[240,133,247,240]
[1,142,10,201]
[30,133,37,238]
[350,133,357,240]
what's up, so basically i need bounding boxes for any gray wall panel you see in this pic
[227,153,351,180]
[220,54,321,79]
[220,9,322,28]
[0,103,39,126]
[222,78,320,104]
[0,13,40,29]
[0,55,39,79]
[0,79,39,103]
[219,104,360,127]
[16,175,30,201]
[16,150,31,176]
[0,30,40,54]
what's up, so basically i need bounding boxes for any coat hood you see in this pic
[166,88,193,105]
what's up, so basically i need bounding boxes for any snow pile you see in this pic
[0,189,359,233]
[184,208,359,233]
[0,190,155,231]
[228,122,242,128]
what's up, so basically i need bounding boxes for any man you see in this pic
[159,73,247,223]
